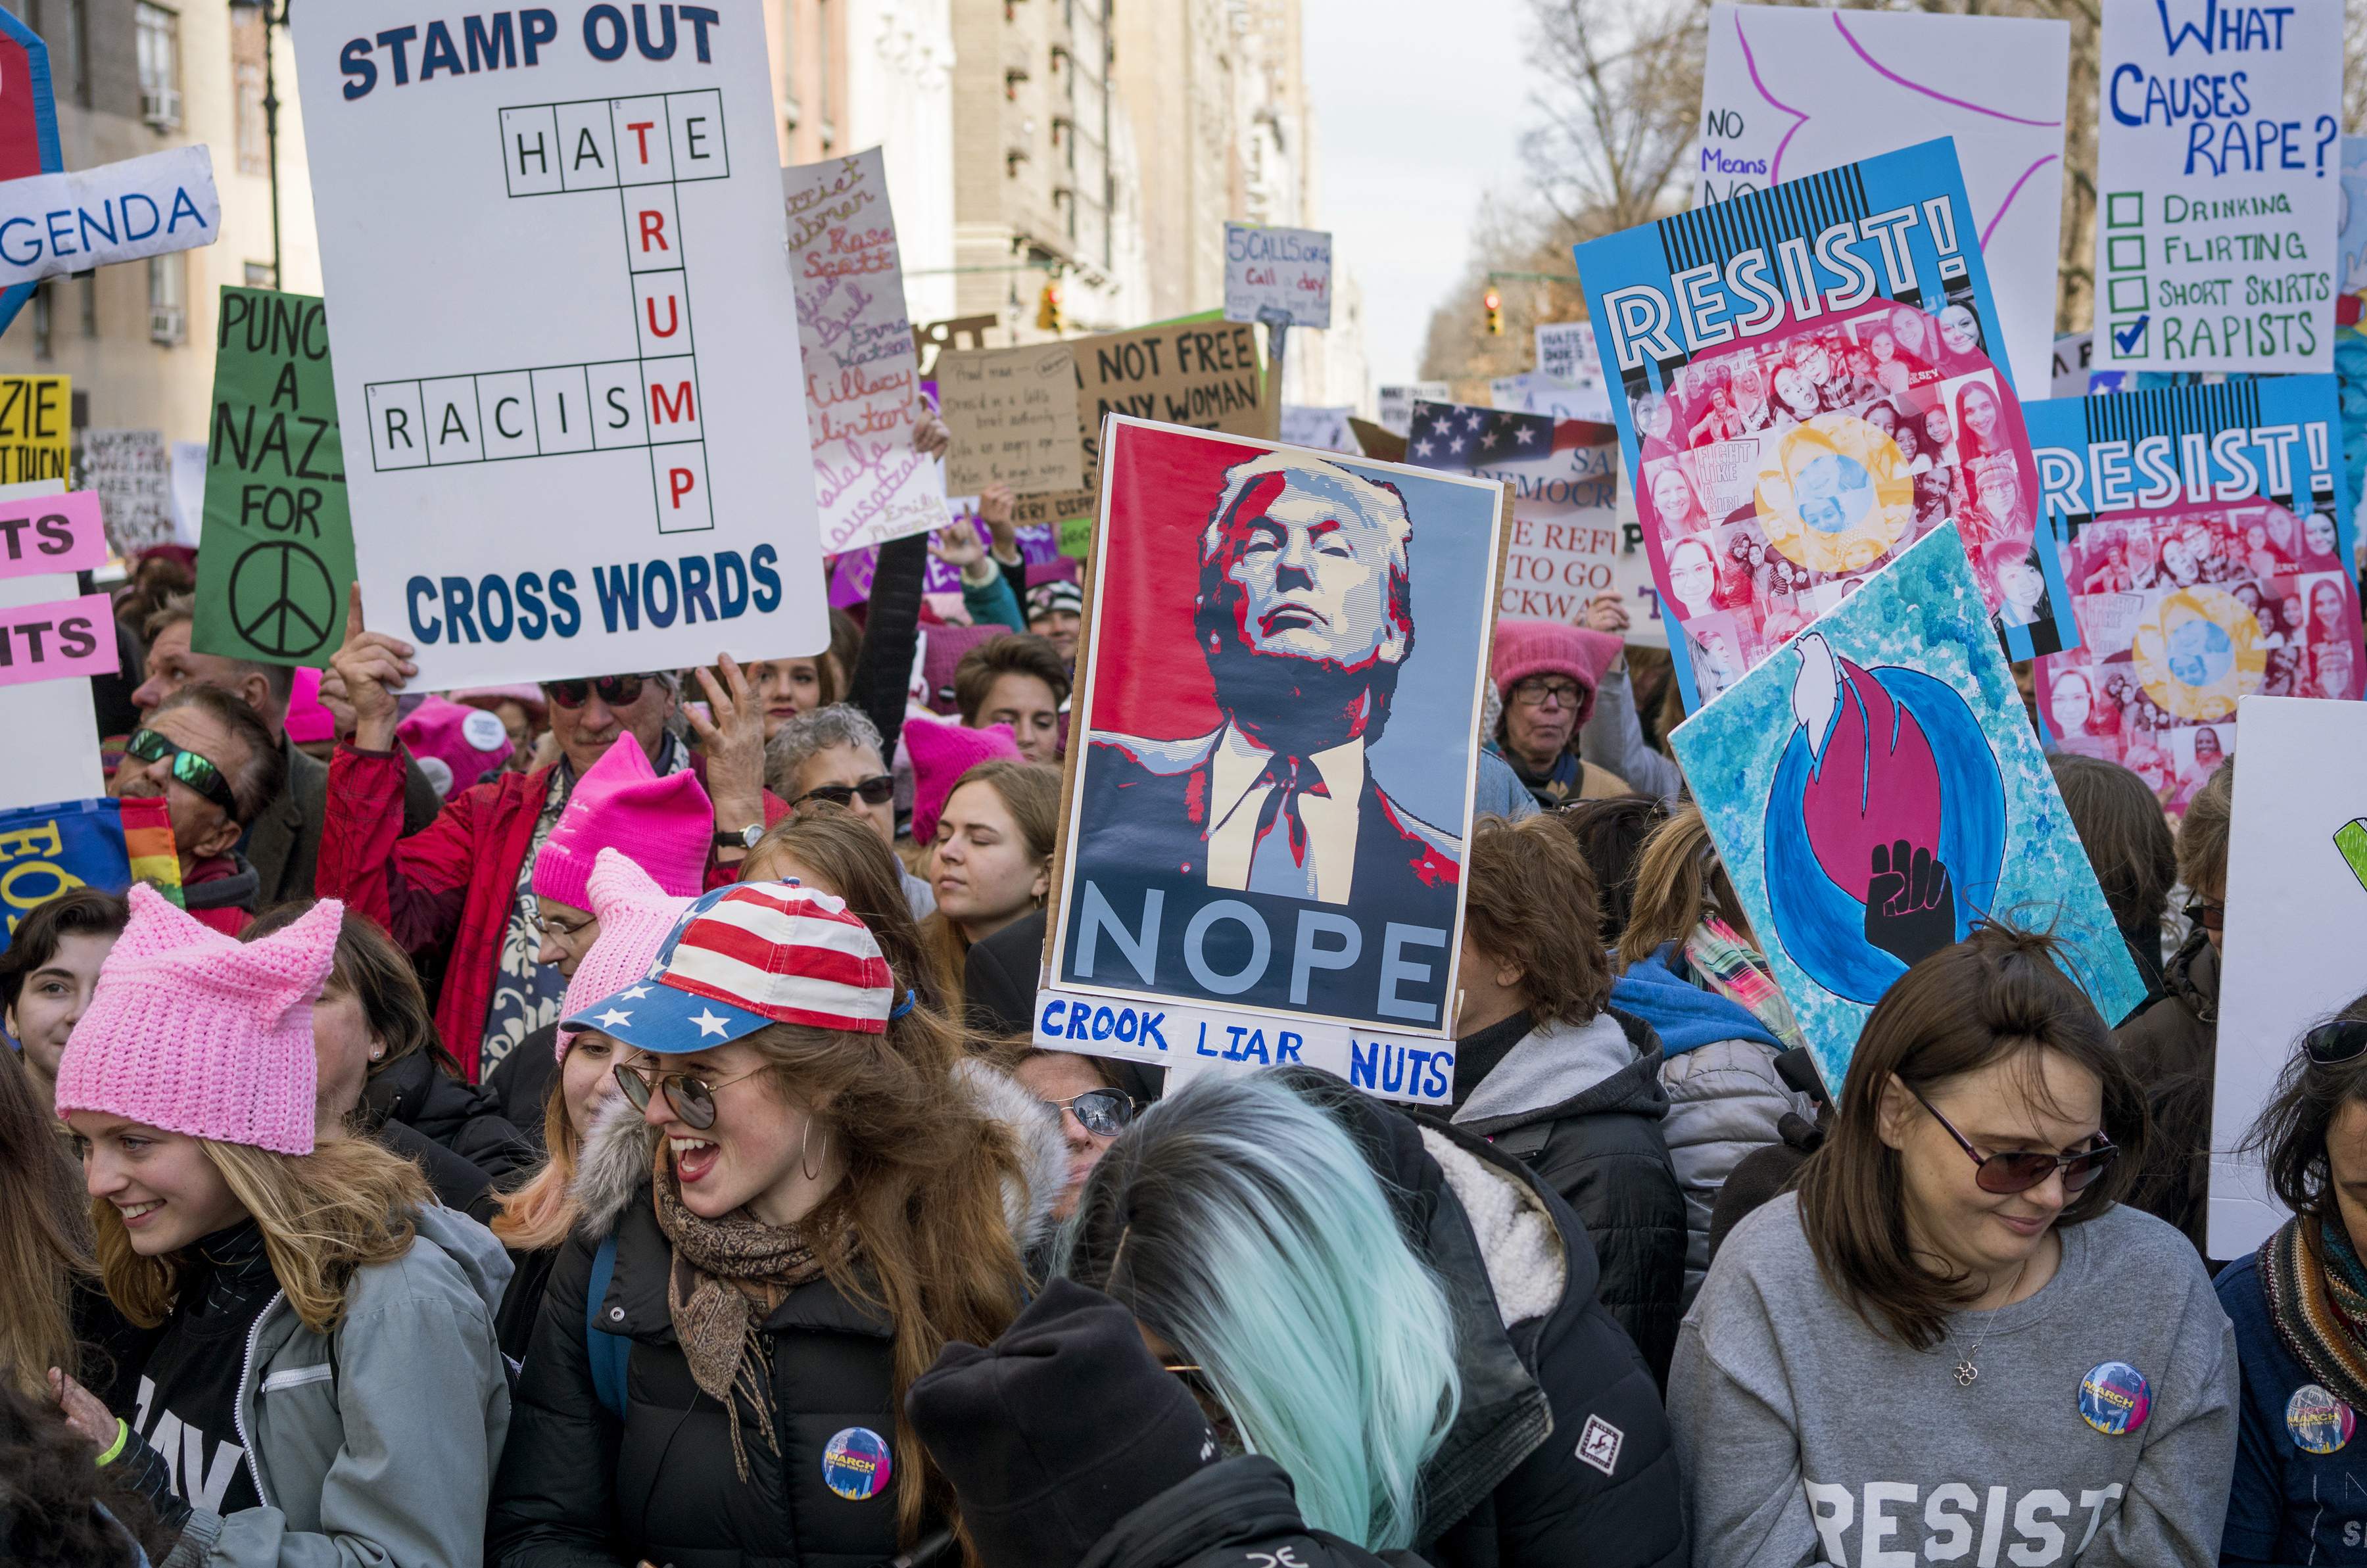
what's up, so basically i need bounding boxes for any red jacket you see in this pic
[315,744,784,1080]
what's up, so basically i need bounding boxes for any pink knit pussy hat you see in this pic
[55,885,339,1156]
[905,714,1020,846]
[532,732,713,912]
[554,847,699,1062]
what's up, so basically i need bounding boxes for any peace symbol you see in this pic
[227,540,338,659]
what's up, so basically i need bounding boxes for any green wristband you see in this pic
[96,1416,128,1466]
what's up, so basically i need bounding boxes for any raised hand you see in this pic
[1864,838,1955,968]
[690,653,766,847]
[1581,590,1631,635]
[327,582,416,752]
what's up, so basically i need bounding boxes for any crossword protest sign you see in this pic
[291,5,830,685]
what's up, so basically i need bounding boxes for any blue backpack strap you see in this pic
[584,1232,628,1421]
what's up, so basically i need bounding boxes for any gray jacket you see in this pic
[1580,664,1684,802]
[164,1203,514,1568]
[1658,1039,1809,1304]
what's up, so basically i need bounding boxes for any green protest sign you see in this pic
[191,287,354,667]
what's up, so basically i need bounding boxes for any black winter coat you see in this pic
[486,1022,562,1154]
[1334,1070,1685,1568]
[1447,1008,1688,1385]
[489,1060,1065,1568]
[362,1047,535,1224]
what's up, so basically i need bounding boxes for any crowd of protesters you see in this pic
[1,471,2359,1568]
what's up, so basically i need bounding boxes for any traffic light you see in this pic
[1483,287,1503,336]
[1036,279,1064,334]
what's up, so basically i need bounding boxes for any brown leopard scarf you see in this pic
[651,1169,836,1479]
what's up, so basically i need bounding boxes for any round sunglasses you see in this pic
[1045,1087,1138,1139]
[124,727,238,815]
[1911,1085,2118,1197]
[612,1060,765,1131]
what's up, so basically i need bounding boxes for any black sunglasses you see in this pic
[793,774,895,809]
[2305,1021,2367,1066]
[612,1060,763,1131]
[544,675,647,710]
[124,727,239,815]
[1911,1085,2118,1197]
[2182,896,2224,934]
[1046,1087,1137,1139]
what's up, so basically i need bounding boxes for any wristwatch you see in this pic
[715,822,763,851]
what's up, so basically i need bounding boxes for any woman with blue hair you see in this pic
[906,1067,1686,1568]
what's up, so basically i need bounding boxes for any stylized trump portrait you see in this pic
[1053,418,1504,1032]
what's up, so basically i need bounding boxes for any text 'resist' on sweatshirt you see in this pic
[1669,1193,2237,1568]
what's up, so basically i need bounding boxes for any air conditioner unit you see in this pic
[149,305,184,344]
[141,87,180,128]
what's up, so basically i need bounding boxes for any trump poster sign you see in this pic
[291,1,830,687]
[1036,417,1508,1105]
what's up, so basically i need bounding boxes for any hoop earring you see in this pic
[801,1118,829,1182]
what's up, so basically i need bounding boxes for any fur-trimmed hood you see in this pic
[567,1055,1069,1251]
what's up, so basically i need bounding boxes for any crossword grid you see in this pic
[360,91,728,535]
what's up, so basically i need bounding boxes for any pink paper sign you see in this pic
[0,592,116,687]
[0,491,108,581]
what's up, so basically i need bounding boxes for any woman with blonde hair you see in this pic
[1608,804,1812,1302]
[47,887,512,1567]
[490,880,1064,1565]
[0,1040,90,1400]
[920,759,1061,1016]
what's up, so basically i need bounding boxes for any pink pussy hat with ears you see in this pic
[554,847,700,1062]
[904,713,1020,847]
[54,885,340,1156]
[531,732,714,913]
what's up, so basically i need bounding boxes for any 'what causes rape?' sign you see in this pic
[2093,0,2344,374]
[293,3,831,685]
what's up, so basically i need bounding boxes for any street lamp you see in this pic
[227,0,284,289]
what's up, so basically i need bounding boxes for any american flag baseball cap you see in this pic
[561,881,895,1052]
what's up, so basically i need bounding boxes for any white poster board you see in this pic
[2050,329,2094,399]
[783,147,945,556]
[1278,404,1358,454]
[1223,222,1332,329]
[78,429,171,556]
[1535,321,1600,385]
[1489,369,1610,424]
[1696,3,2068,396]
[2093,0,2342,375]
[0,479,101,811]
[2209,696,2367,1260]
[291,5,829,686]
[1376,382,1449,438]
[168,439,205,545]
[0,146,219,289]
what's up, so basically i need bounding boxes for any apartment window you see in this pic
[37,0,89,108]
[147,252,185,344]
[814,0,832,148]
[30,281,51,360]
[78,272,94,336]
[232,5,266,174]
[135,3,179,129]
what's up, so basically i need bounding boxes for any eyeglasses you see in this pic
[1511,680,1583,710]
[2305,1021,2367,1066]
[792,774,895,810]
[1045,1087,1138,1139]
[543,675,647,710]
[2182,897,2224,934]
[1910,1086,2118,1197]
[124,727,238,815]
[612,1060,765,1131]
[533,909,594,941]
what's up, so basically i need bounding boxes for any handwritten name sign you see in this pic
[1224,222,1332,329]
[784,148,947,554]
[938,344,1085,497]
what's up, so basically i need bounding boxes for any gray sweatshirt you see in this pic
[1669,1195,2236,1568]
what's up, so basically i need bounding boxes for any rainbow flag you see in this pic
[0,795,184,950]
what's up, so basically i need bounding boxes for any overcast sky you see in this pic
[1303,0,1542,392]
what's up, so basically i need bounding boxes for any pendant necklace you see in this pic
[1949,1256,2030,1389]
